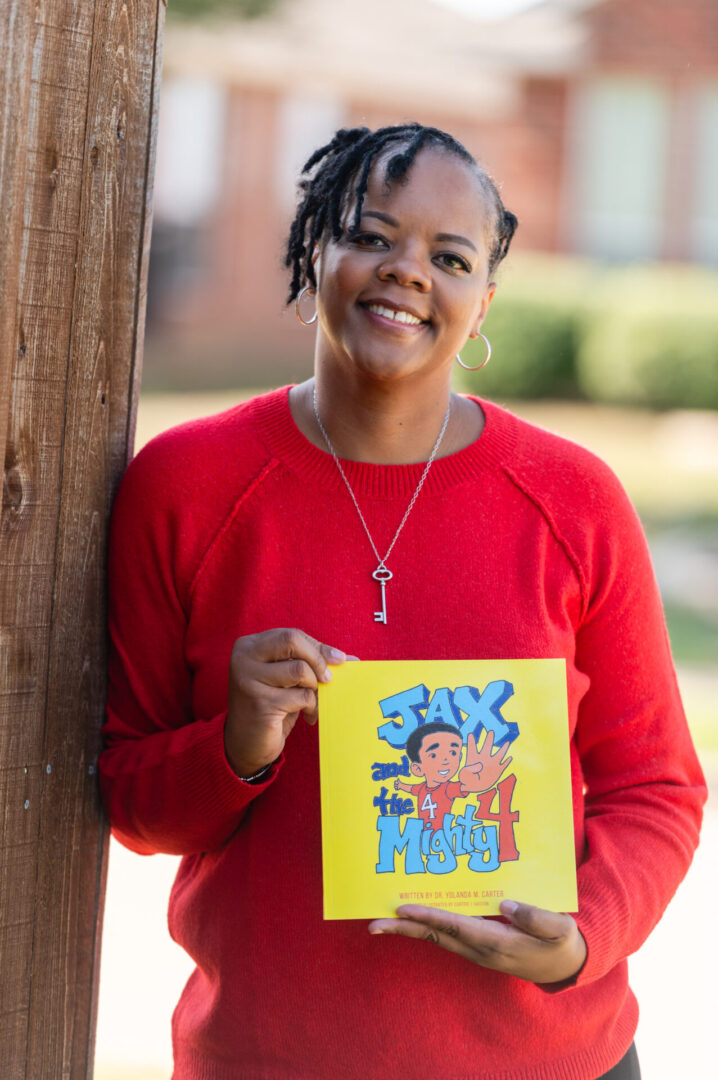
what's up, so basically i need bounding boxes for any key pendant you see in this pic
[372,565,393,624]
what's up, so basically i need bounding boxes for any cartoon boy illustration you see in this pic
[395,722,512,831]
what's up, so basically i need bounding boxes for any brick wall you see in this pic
[589,0,718,73]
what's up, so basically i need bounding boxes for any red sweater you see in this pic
[100,388,705,1080]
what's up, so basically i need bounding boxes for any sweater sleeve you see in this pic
[554,459,706,988]
[99,429,280,857]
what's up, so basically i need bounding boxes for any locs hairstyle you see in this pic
[284,123,518,304]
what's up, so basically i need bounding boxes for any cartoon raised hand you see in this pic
[458,731,512,794]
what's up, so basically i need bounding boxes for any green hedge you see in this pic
[576,265,718,409]
[454,296,578,399]
[452,254,594,400]
[453,255,718,409]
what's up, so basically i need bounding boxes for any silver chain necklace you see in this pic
[312,385,451,625]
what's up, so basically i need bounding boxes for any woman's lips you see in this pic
[359,302,429,332]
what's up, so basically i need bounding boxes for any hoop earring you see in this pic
[455,333,491,371]
[295,285,318,326]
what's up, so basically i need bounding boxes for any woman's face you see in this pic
[313,147,496,387]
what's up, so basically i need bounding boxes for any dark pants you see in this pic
[598,1043,641,1080]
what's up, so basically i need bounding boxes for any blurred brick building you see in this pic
[145,0,718,387]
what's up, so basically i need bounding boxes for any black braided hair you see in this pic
[406,722,462,764]
[284,122,518,303]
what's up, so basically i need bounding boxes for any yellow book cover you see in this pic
[317,659,577,920]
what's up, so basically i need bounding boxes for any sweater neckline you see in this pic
[250,387,517,499]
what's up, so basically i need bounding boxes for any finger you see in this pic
[465,732,478,763]
[495,740,512,763]
[394,904,496,940]
[248,657,320,692]
[482,729,495,755]
[369,907,511,969]
[258,684,318,720]
[392,904,565,968]
[240,629,346,683]
[302,690,322,725]
[368,915,484,965]
[499,900,575,942]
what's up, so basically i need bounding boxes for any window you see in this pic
[573,78,670,260]
[275,93,347,214]
[692,85,718,265]
[153,77,227,227]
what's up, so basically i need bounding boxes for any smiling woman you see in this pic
[99,123,705,1080]
[314,155,492,386]
[286,125,516,464]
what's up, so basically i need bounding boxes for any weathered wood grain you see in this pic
[0,2,164,1077]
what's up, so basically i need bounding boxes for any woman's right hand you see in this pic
[224,628,352,778]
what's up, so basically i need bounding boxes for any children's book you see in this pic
[317,659,577,920]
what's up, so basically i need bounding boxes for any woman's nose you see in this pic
[376,246,431,291]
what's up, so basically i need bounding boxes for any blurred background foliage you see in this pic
[454,255,718,409]
[167,0,279,20]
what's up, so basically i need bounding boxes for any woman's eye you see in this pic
[436,252,471,272]
[352,232,387,248]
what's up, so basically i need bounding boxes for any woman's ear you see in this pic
[311,245,322,285]
[468,281,497,338]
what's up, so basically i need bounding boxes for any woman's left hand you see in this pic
[368,900,587,984]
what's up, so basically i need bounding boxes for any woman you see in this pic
[100,124,705,1079]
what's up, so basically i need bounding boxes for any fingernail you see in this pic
[319,668,332,683]
[501,900,518,915]
[328,648,346,663]
[346,655,360,662]
[368,927,384,935]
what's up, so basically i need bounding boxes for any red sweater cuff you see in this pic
[174,711,283,809]
[102,712,284,855]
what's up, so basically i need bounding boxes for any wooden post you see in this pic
[0,2,164,1077]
